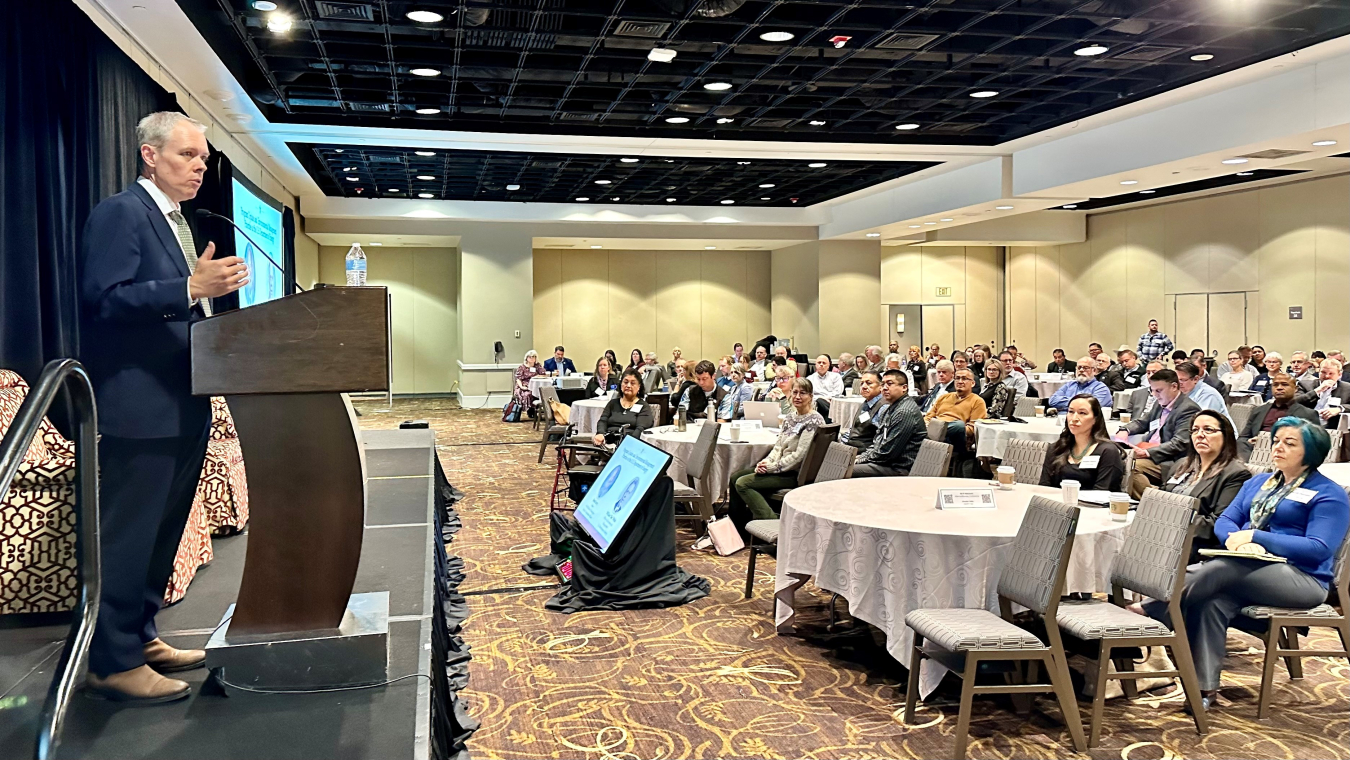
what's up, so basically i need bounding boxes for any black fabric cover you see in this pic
[526,477,710,613]
[430,454,478,760]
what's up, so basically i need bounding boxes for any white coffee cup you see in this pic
[995,465,1016,489]
[1120,411,1132,424]
[729,423,741,441]
[1109,493,1131,522]
[1061,479,1081,506]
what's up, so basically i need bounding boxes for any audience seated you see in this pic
[949,352,981,393]
[924,368,987,465]
[543,345,577,376]
[919,360,955,412]
[864,345,885,374]
[1249,344,1268,372]
[584,357,620,397]
[969,346,988,377]
[853,370,925,477]
[1289,351,1319,390]
[1294,358,1350,428]
[997,351,1029,398]
[925,343,945,368]
[979,361,1019,419]
[904,346,928,394]
[732,342,746,368]
[1039,394,1124,491]
[1046,356,1114,412]
[1116,368,1201,498]
[1088,342,1113,368]
[666,347,684,379]
[1141,417,1349,712]
[747,345,770,380]
[716,365,754,422]
[626,348,645,372]
[1248,351,1284,401]
[1045,348,1076,374]
[1220,350,1255,392]
[841,371,884,449]
[1159,409,1252,560]
[1124,360,1165,426]
[727,378,825,538]
[1102,349,1147,392]
[592,369,655,445]
[1237,372,1320,459]
[807,354,844,398]
[640,351,669,394]
[1177,361,1232,423]
[715,356,736,390]
[676,360,727,420]
[756,366,796,415]
[773,345,798,376]
[1006,344,1036,372]
[513,350,548,410]
[837,353,859,389]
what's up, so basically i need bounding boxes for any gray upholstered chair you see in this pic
[814,441,856,483]
[672,421,720,526]
[910,439,952,478]
[536,385,571,463]
[1234,520,1350,719]
[925,417,947,442]
[1054,488,1208,747]
[1002,438,1049,485]
[743,519,779,599]
[1015,396,1040,418]
[902,496,1087,759]
[1229,403,1255,434]
[1327,430,1343,464]
[1247,434,1274,474]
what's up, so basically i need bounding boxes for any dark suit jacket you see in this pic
[1160,460,1252,558]
[1124,393,1201,463]
[584,373,620,397]
[79,183,210,439]
[1295,380,1350,427]
[1046,359,1077,374]
[680,384,727,419]
[543,357,577,374]
[1126,386,1153,421]
[843,395,884,450]
[1237,400,1321,459]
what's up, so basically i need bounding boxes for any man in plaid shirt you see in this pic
[1136,318,1174,362]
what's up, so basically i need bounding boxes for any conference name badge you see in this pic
[1288,487,1317,504]
[1079,455,1100,470]
[1149,419,1162,431]
[936,488,997,510]
[858,412,870,423]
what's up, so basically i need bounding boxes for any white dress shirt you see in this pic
[808,370,844,398]
[1003,369,1029,398]
[137,177,198,307]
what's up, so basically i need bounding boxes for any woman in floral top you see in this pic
[513,350,547,410]
[727,378,825,538]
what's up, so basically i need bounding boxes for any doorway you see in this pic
[1169,291,1252,356]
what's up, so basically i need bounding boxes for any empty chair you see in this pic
[537,385,570,463]
[672,421,720,525]
[925,417,947,442]
[1002,438,1049,485]
[1247,434,1274,474]
[814,442,857,483]
[1054,488,1209,747]
[910,439,952,478]
[1015,396,1040,419]
[1328,429,1344,464]
[902,496,1087,759]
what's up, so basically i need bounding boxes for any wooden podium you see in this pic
[190,286,391,688]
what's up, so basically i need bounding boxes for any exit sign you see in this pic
[935,286,952,297]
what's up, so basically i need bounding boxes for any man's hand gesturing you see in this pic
[188,242,249,300]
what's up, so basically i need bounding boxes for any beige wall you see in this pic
[533,248,771,369]
[319,246,458,394]
[1007,174,1350,365]
[770,243,821,356]
[880,246,1004,352]
[818,241,882,358]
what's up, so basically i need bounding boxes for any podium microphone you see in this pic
[194,208,303,292]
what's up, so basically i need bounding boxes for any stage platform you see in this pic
[0,428,439,760]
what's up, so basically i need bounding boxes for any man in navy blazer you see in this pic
[79,112,248,704]
[542,345,577,375]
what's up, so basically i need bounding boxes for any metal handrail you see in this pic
[0,360,100,760]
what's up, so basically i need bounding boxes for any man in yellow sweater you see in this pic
[925,369,988,474]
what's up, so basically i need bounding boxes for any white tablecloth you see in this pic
[1030,375,1070,398]
[568,397,610,434]
[774,477,1131,697]
[643,423,780,502]
[828,396,864,430]
[528,377,554,398]
[973,417,1122,459]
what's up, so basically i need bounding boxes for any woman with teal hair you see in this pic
[1143,416,1349,711]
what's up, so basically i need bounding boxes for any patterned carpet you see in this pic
[352,398,1350,760]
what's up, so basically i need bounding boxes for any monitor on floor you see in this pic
[574,434,672,554]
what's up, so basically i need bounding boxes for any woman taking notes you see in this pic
[1159,409,1252,559]
[1144,417,1348,711]
[1039,394,1124,491]
[592,369,654,445]
[727,378,824,538]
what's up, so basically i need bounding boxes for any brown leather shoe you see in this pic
[86,665,190,704]
[143,638,206,673]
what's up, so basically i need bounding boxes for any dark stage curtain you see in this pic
[0,2,176,383]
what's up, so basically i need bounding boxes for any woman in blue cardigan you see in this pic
[1145,416,1348,711]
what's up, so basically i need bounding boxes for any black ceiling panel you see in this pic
[290,143,936,204]
[179,0,1350,145]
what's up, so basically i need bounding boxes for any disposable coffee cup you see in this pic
[1120,411,1132,424]
[1061,479,1081,506]
[1109,493,1131,522]
[995,465,1016,489]
[729,423,741,441]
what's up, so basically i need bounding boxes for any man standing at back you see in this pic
[1136,318,1173,363]
[80,112,249,703]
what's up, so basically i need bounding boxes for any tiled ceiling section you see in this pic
[181,0,1350,145]
[289,143,937,205]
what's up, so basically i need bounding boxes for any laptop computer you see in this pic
[742,401,783,429]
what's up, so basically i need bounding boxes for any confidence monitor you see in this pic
[228,171,290,307]
[574,435,673,554]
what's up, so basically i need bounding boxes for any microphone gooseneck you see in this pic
[194,208,302,292]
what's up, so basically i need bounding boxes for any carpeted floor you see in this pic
[353,397,1350,760]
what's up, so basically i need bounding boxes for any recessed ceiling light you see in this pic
[759,31,794,42]
[865,232,881,238]
[1062,204,1077,209]
[594,179,611,185]
[908,224,922,228]
[809,120,826,126]
[1312,139,1338,146]
[418,193,433,198]
[703,81,732,91]
[716,118,734,124]
[590,245,602,249]
[405,10,443,23]
[720,199,735,204]
[1190,53,1214,62]
[970,90,999,98]
[1236,172,1253,176]
[939,218,953,222]
[409,67,441,77]
[345,176,358,181]
[895,123,920,130]
[368,242,382,246]
[1221,158,1248,165]
[506,184,521,191]
[265,12,293,33]
[807,162,827,168]
[666,198,677,202]
[416,175,435,180]
[736,161,751,165]
[1074,45,1109,57]
[647,47,676,63]
[1139,189,1156,194]
[1120,180,1138,185]
[995,205,1014,210]
[386,188,401,193]
[415,107,440,115]
[575,197,590,201]
[759,183,775,188]
[251,0,277,9]
[415,151,435,156]
[924,221,936,225]
[705,246,717,250]
[663,159,675,163]
[665,116,690,124]
[334,149,343,153]
[760,197,771,200]
[620,157,640,163]
[611,197,620,201]
[343,166,356,172]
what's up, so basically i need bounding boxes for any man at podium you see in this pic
[78,111,249,704]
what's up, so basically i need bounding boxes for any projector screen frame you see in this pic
[217,161,296,311]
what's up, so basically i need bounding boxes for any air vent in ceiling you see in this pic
[350,102,391,112]
[559,112,597,121]
[875,32,939,50]
[288,97,342,107]
[464,29,557,49]
[314,1,375,21]
[614,20,671,38]
[1237,148,1311,160]
[529,159,564,168]
[1115,45,1181,61]
[367,153,404,162]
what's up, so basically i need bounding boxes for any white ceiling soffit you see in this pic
[305,233,461,248]
[532,237,795,251]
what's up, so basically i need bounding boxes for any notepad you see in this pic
[1198,548,1287,563]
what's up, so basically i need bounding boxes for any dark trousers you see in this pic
[1144,557,1328,690]
[89,425,211,676]
[726,467,797,538]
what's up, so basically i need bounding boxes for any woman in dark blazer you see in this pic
[1159,409,1252,560]
[592,370,654,444]
[1039,394,1125,491]
[584,356,620,397]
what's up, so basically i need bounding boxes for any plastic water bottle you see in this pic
[345,243,367,286]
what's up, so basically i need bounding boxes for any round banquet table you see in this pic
[568,397,611,435]
[642,423,779,502]
[1029,375,1070,398]
[828,395,864,430]
[528,376,554,399]
[973,416,1121,459]
[773,477,1131,697]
